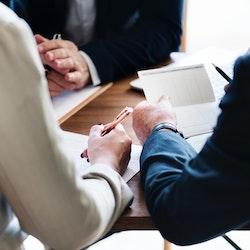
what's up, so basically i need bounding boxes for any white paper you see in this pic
[186,133,212,152]
[52,85,101,121]
[175,102,220,138]
[139,64,215,106]
[167,47,238,101]
[139,64,220,138]
[61,131,141,183]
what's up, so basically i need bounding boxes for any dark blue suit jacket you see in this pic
[141,54,250,245]
[6,0,183,83]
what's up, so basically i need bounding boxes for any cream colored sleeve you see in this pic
[0,5,133,250]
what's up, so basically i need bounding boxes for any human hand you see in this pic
[133,96,177,145]
[88,124,132,176]
[35,34,90,94]
[224,83,230,92]
[46,70,78,97]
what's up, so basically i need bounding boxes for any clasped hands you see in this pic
[35,34,90,97]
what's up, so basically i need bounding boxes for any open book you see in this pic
[61,131,141,183]
[138,64,221,138]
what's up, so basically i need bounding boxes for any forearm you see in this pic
[1,137,133,250]
[141,131,250,245]
[0,13,133,250]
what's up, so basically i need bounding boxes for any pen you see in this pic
[80,107,133,159]
[212,63,232,83]
[53,33,62,40]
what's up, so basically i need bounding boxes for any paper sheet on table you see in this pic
[139,64,215,106]
[61,131,141,183]
[186,133,212,152]
[139,64,220,138]
[52,85,102,122]
[167,47,238,101]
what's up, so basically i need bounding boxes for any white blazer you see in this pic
[0,4,133,250]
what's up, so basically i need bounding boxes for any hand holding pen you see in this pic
[81,107,133,160]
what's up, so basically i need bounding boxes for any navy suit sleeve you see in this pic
[141,54,250,245]
[81,0,183,83]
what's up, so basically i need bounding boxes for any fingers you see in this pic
[65,71,85,88]
[55,57,75,70]
[114,123,126,133]
[50,90,61,97]
[45,48,70,61]
[35,34,48,44]
[48,79,64,92]
[89,125,104,137]
[224,84,230,92]
[42,48,77,75]
[47,71,76,90]
[48,80,63,97]
[38,40,77,54]
[108,124,132,143]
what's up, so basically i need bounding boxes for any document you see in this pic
[186,133,212,152]
[61,131,141,183]
[52,83,112,124]
[167,47,238,101]
[138,64,221,138]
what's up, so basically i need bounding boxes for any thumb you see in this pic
[35,34,49,44]
[89,124,104,137]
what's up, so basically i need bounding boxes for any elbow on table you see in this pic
[156,220,201,246]
[26,202,111,250]
[149,205,202,246]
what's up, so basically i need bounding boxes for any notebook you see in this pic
[52,83,112,124]
[61,131,141,183]
[138,64,221,138]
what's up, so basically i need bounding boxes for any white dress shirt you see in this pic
[65,0,101,85]
[0,4,133,250]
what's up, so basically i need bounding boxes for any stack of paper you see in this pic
[138,64,220,138]
[52,83,112,124]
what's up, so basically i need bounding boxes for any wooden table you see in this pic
[61,75,156,231]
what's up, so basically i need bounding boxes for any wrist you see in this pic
[90,157,120,174]
[152,122,184,138]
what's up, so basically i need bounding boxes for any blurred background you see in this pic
[186,0,250,53]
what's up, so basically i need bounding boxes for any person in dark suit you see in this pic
[7,0,184,96]
[131,53,250,245]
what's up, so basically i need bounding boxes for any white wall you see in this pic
[186,0,250,53]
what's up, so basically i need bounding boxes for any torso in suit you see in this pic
[9,0,184,83]
[140,53,250,245]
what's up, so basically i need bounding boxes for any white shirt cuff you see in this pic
[80,51,101,86]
